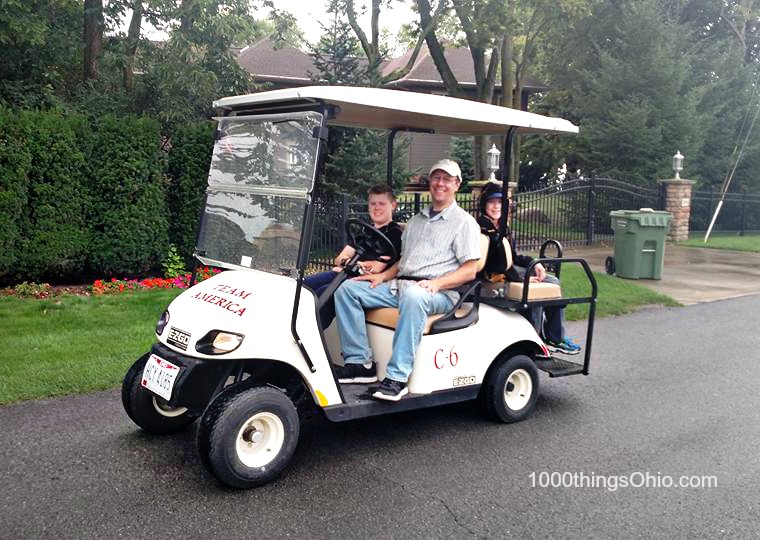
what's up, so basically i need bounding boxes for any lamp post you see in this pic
[672,150,684,179]
[487,143,501,181]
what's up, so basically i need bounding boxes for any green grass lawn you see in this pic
[0,273,678,405]
[0,289,181,405]
[678,233,760,252]
[559,264,679,321]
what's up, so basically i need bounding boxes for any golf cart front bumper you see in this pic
[147,342,236,412]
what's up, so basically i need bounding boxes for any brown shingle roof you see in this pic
[237,38,315,83]
[237,39,546,92]
[383,43,546,91]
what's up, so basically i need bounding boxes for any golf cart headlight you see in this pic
[196,330,244,355]
[156,310,170,335]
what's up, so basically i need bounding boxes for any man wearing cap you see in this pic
[333,159,482,401]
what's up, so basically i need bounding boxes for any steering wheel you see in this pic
[345,218,397,264]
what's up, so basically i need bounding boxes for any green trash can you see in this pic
[609,209,672,279]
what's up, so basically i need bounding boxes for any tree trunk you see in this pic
[123,2,144,92]
[83,0,103,80]
[416,0,463,97]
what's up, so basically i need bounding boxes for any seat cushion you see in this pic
[365,307,471,335]
[505,281,562,301]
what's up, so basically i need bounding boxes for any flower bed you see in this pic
[92,267,221,295]
[3,267,221,299]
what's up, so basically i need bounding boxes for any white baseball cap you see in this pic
[428,159,462,180]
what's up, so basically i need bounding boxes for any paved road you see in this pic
[2,295,759,539]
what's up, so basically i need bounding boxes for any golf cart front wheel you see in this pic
[479,354,539,423]
[197,386,300,489]
[605,256,616,275]
[121,354,199,434]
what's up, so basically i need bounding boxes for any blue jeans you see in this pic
[514,266,564,342]
[334,280,454,382]
[304,271,339,328]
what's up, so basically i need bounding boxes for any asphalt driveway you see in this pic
[1,295,759,538]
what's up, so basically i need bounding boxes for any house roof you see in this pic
[238,38,547,92]
[213,86,578,135]
[237,38,317,84]
[383,45,546,91]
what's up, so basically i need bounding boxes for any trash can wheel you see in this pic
[605,256,616,275]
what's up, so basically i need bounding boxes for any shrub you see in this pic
[166,120,215,266]
[87,115,168,277]
[0,110,32,281]
[16,111,91,281]
[162,244,186,278]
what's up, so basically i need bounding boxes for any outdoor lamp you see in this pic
[488,143,501,181]
[672,150,684,179]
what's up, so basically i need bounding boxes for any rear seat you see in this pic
[479,236,562,301]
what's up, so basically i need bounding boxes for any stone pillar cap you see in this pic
[658,177,695,185]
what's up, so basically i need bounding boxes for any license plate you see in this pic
[141,354,181,401]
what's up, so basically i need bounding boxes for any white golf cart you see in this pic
[122,86,598,489]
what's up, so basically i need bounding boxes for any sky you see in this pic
[266,0,416,48]
[135,1,418,53]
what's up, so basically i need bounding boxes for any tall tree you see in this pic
[84,0,104,80]
[0,0,82,107]
[538,0,706,186]
[308,1,409,196]
[340,0,445,86]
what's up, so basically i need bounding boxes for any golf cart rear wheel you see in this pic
[197,386,300,489]
[479,354,539,423]
[121,355,198,434]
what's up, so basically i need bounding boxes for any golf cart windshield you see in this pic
[195,111,323,274]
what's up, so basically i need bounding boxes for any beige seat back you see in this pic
[481,234,562,301]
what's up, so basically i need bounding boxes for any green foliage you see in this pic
[308,5,368,84]
[0,0,82,109]
[0,110,32,278]
[88,115,168,277]
[12,281,52,299]
[308,2,409,197]
[537,0,706,186]
[161,244,187,278]
[166,120,215,264]
[450,136,475,191]
[16,111,92,281]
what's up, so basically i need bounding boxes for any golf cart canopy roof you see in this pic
[213,86,579,136]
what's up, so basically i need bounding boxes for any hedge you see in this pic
[17,111,92,281]
[0,111,31,279]
[0,111,217,285]
[167,120,215,266]
[88,115,168,277]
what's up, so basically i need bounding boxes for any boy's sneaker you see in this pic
[335,362,377,383]
[546,336,581,355]
[372,378,409,401]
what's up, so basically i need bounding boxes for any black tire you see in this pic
[121,354,199,434]
[197,386,300,489]
[479,354,539,423]
[605,256,616,275]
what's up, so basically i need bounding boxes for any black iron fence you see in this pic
[689,186,760,235]
[512,177,662,251]
[309,177,757,269]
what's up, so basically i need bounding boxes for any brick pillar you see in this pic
[658,178,695,241]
